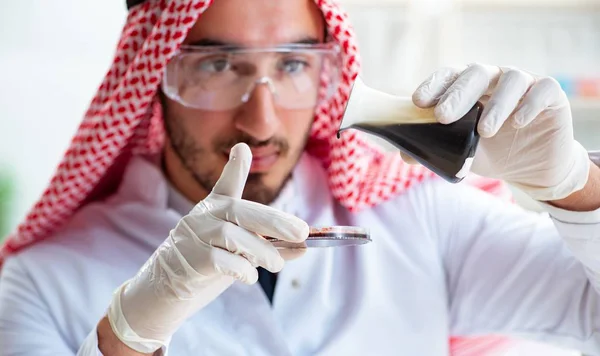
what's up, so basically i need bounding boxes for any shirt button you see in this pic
[291,279,301,289]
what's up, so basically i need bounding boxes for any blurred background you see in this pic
[0,0,598,355]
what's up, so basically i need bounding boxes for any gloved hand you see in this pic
[106,143,309,353]
[411,63,591,201]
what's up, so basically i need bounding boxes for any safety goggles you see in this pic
[161,43,342,111]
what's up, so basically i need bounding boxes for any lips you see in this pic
[249,153,279,173]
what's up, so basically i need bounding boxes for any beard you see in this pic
[163,112,305,206]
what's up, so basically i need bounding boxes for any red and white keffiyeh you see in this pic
[0,0,510,269]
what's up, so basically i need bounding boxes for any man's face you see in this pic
[161,0,325,205]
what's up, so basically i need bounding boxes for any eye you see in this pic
[279,59,309,74]
[197,57,231,73]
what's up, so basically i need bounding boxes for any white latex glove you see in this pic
[412,63,591,201]
[106,143,309,353]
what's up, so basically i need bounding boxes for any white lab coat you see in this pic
[1,152,600,356]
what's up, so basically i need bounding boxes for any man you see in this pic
[0,0,599,355]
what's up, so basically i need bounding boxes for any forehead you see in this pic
[183,0,325,47]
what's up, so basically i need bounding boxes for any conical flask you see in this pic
[338,77,483,183]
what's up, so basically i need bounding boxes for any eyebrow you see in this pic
[187,36,321,48]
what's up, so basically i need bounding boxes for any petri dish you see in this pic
[266,226,371,249]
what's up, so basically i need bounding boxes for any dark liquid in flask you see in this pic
[348,102,483,183]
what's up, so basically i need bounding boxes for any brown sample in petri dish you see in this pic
[266,226,371,249]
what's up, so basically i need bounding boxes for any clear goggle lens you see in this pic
[162,43,342,111]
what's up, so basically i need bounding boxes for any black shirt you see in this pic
[257,267,277,304]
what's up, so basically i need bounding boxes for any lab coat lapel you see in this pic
[269,153,352,352]
[219,281,294,355]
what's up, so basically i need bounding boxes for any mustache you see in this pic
[216,134,290,154]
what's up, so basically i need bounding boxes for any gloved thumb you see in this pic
[211,143,252,199]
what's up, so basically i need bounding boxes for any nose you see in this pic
[234,79,280,142]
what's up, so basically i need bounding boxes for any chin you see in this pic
[242,184,276,205]
[242,172,291,205]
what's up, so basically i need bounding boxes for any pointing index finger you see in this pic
[207,196,310,243]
